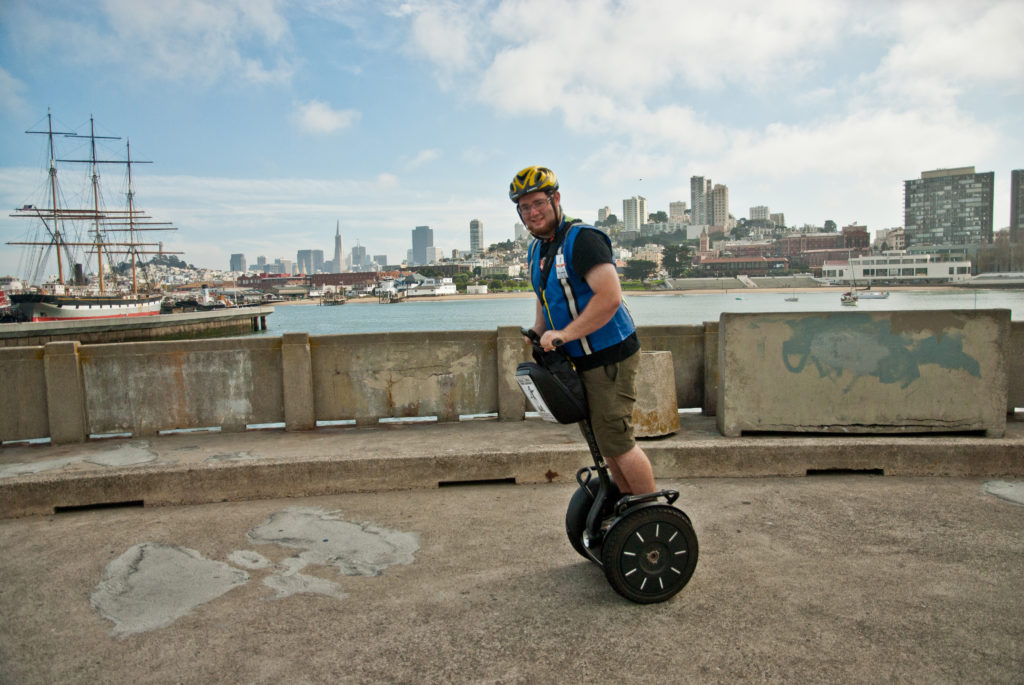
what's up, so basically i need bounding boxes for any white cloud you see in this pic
[870,0,1024,108]
[0,67,30,117]
[292,100,361,134]
[403,149,440,171]
[4,0,296,86]
[408,3,479,79]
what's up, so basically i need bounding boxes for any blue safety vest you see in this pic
[529,220,636,360]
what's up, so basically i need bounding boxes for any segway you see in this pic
[516,329,698,604]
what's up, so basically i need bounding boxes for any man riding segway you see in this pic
[512,166,698,603]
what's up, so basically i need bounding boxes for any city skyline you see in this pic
[1,1,1022,278]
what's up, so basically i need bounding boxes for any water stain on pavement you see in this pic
[984,480,1024,506]
[90,507,420,636]
[0,441,159,478]
[90,543,249,636]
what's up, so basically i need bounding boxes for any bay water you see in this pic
[255,289,1024,337]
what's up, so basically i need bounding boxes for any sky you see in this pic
[1,0,1022,279]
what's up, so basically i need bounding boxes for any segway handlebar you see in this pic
[520,328,564,349]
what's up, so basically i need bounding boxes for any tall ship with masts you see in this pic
[6,110,180,322]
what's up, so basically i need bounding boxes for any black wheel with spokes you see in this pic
[565,476,620,560]
[601,505,698,604]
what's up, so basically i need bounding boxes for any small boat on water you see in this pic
[7,110,180,322]
[857,289,890,299]
[785,296,799,302]
[841,291,858,306]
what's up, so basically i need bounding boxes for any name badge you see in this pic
[555,253,568,279]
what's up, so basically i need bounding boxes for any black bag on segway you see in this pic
[515,349,587,424]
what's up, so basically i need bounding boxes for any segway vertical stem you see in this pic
[516,327,698,603]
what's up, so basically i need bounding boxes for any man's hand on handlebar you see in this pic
[539,330,566,351]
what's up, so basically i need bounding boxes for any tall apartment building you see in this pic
[770,213,786,228]
[750,206,770,221]
[295,250,312,274]
[229,253,246,272]
[469,219,484,256]
[295,249,325,274]
[411,225,434,266]
[514,222,528,242]
[904,166,994,246]
[1011,169,1024,244]
[690,176,708,225]
[710,184,729,227]
[623,196,648,234]
[597,206,610,223]
[669,201,688,221]
[350,244,367,269]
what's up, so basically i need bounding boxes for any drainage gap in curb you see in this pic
[438,478,517,488]
[806,468,884,476]
[54,500,144,514]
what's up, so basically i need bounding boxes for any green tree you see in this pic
[623,259,657,281]
[648,211,668,223]
[661,244,691,277]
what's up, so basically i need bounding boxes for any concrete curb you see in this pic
[1,414,1022,518]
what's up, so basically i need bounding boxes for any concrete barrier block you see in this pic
[0,346,48,442]
[634,351,679,437]
[282,332,315,431]
[717,309,1010,437]
[497,326,528,421]
[703,321,719,417]
[43,341,88,444]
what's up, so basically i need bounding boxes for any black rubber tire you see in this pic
[601,505,698,604]
[565,477,620,560]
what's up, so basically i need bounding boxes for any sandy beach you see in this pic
[277,284,962,306]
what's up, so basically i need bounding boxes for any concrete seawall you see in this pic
[3,311,1019,446]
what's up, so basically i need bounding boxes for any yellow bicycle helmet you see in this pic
[509,166,559,202]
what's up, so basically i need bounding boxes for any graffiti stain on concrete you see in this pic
[782,314,981,392]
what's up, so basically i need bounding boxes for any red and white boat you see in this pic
[10,291,163,322]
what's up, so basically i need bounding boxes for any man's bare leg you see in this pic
[605,444,656,495]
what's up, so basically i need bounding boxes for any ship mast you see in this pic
[25,109,77,284]
[88,116,112,292]
[9,111,181,291]
[126,139,138,294]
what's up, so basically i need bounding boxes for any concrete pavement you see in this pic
[1,475,1023,683]
[1,415,1023,683]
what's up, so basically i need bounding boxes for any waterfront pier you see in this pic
[0,306,273,347]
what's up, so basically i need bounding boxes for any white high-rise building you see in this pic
[690,176,707,225]
[669,201,688,220]
[710,184,729,227]
[622,196,648,234]
[469,219,484,256]
[750,206,770,221]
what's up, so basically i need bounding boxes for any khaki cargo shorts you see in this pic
[579,352,639,459]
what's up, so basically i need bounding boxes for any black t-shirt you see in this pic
[537,221,639,369]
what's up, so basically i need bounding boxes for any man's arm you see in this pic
[530,299,548,339]
[539,262,621,350]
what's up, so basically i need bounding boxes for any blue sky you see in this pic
[1,0,1022,278]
